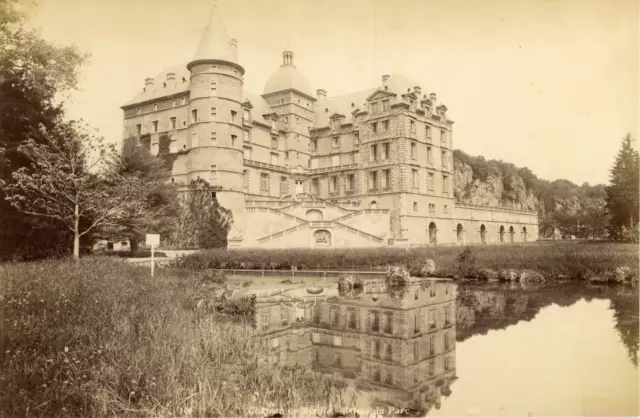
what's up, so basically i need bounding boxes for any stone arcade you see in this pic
[120,2,539,248]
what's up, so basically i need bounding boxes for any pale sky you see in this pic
[24,0,638,186]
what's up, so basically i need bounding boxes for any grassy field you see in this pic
[175,241,639,283]
[0,259,349,417]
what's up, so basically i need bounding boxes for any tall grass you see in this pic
[0,259,348,417]
[174,242,639,282]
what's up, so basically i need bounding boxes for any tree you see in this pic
[102,135,179,252]
[606,134,639,241]
[171,179,232,249]
[4,121,148,259]
[0,0,89,259]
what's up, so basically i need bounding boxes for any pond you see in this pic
[251,279,639,417]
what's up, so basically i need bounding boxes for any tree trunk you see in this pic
[73,204,80,260]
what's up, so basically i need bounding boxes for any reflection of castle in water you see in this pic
[254,280,457,414]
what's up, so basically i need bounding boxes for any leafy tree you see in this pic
[171,179,232,249]
[5,121,148,259]
[101,135,179,252]
[605,134,639,241]
[0,0,89,259]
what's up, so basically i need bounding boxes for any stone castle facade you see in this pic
[121,3,539,248]
[253,279,457,414]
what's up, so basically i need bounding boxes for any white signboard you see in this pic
[146,234,160,246]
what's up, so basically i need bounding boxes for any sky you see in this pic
[22,0,639,186]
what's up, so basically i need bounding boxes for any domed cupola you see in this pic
[263,51,314,98]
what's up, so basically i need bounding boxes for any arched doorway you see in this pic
[369,200,378,209]
[428,222,437,246]
[509,226,515,243]
[522,226,527,242]
[314,230,331,247]
[499,225,505,243]
[480,224,487,244]
[456,224,464,245]
[306,209,323,221]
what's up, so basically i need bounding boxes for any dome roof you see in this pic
[263,51,313,97]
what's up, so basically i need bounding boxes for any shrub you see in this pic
[456,247,476,278]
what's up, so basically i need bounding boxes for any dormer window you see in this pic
[382,99,390,111]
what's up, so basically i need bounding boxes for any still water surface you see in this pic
[252,280,638,417]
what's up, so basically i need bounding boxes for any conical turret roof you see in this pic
[188,1,241,71]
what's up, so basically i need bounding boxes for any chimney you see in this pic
[145,77,154,86]
[429,92,437,100]
[382,74,390,84]
[414,85,421,94]
[166,72,176,81]
[317,89,327,104]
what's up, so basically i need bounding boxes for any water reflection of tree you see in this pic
[609,288,639,366]
[457,284,639,367]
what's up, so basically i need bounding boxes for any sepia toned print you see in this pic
[0,0,638,417]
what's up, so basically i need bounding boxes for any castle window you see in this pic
[243,130,250,143]
[136,107,141,115]
[210,131,217,144]
[444,306,451,325]
[442,175,449,195]
[445,357,451,370]
[231,134,237,148]
[153,104,158,111]
[270,152,278,165]
[413,202,418,211]
[311,178,319,194]
[444,205,448,214]
[181,97,186,105]
[243,146,252,160]
[348,308,357,329]
[211,107,216,117]
[427,147,433,165]
[260,173,270,191]
[280,98,284,105]
[372,122,378,133]
[369,171,378,190]
[231,110,237,123]
[331,155,339,167]
[285,151,290,159]
[332,136,339,148]
[428,203,435,214]
[191,109,198,123]
[441,129,446,145]
[334,335,342,347]
[411,142,417,159]
[426,125,432,140]
[382,143,389,160]
[170,117,176,130]
[428,172,435,191]
[210,81,217,91]
[370,144,378,162]
[191,132,199,148]
[444,332,450,350]
[296,117,300,125]
[429,310,436,328]
[152,120,158,133]
[171,100,176,107]
[136,124,142,136]
[280,176,288,195]
[412,169,418,189]
[310,139,317,151]
[384,312,393,334]
[382,99,390,111]
[329,176,338,193]
[429,360,435,375]
[209,165,217,183]
[441,150,447,169]
[354,132,360,143]
[243,109,249,121]
[382,169,390,189]
[382,120,389,132]
[371,311,380,332]
[346,174,355,191]
[272,138,278,149]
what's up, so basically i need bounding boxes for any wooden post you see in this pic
[151,244,155,277]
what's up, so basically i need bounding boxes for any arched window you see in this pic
[480,224,487,244]
[369,200,378,209]
[428,222,437,246]
[456,224,464,245]
[499,225,505,243]
[305,209,323,221]
[509,226,515,243]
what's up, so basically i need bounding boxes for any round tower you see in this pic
[186,1,246,245]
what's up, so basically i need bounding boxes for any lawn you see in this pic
[174,241,639,283]
[0,258,348,417]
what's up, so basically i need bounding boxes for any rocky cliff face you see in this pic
[452,150,608,238]
[454,156,538,211]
